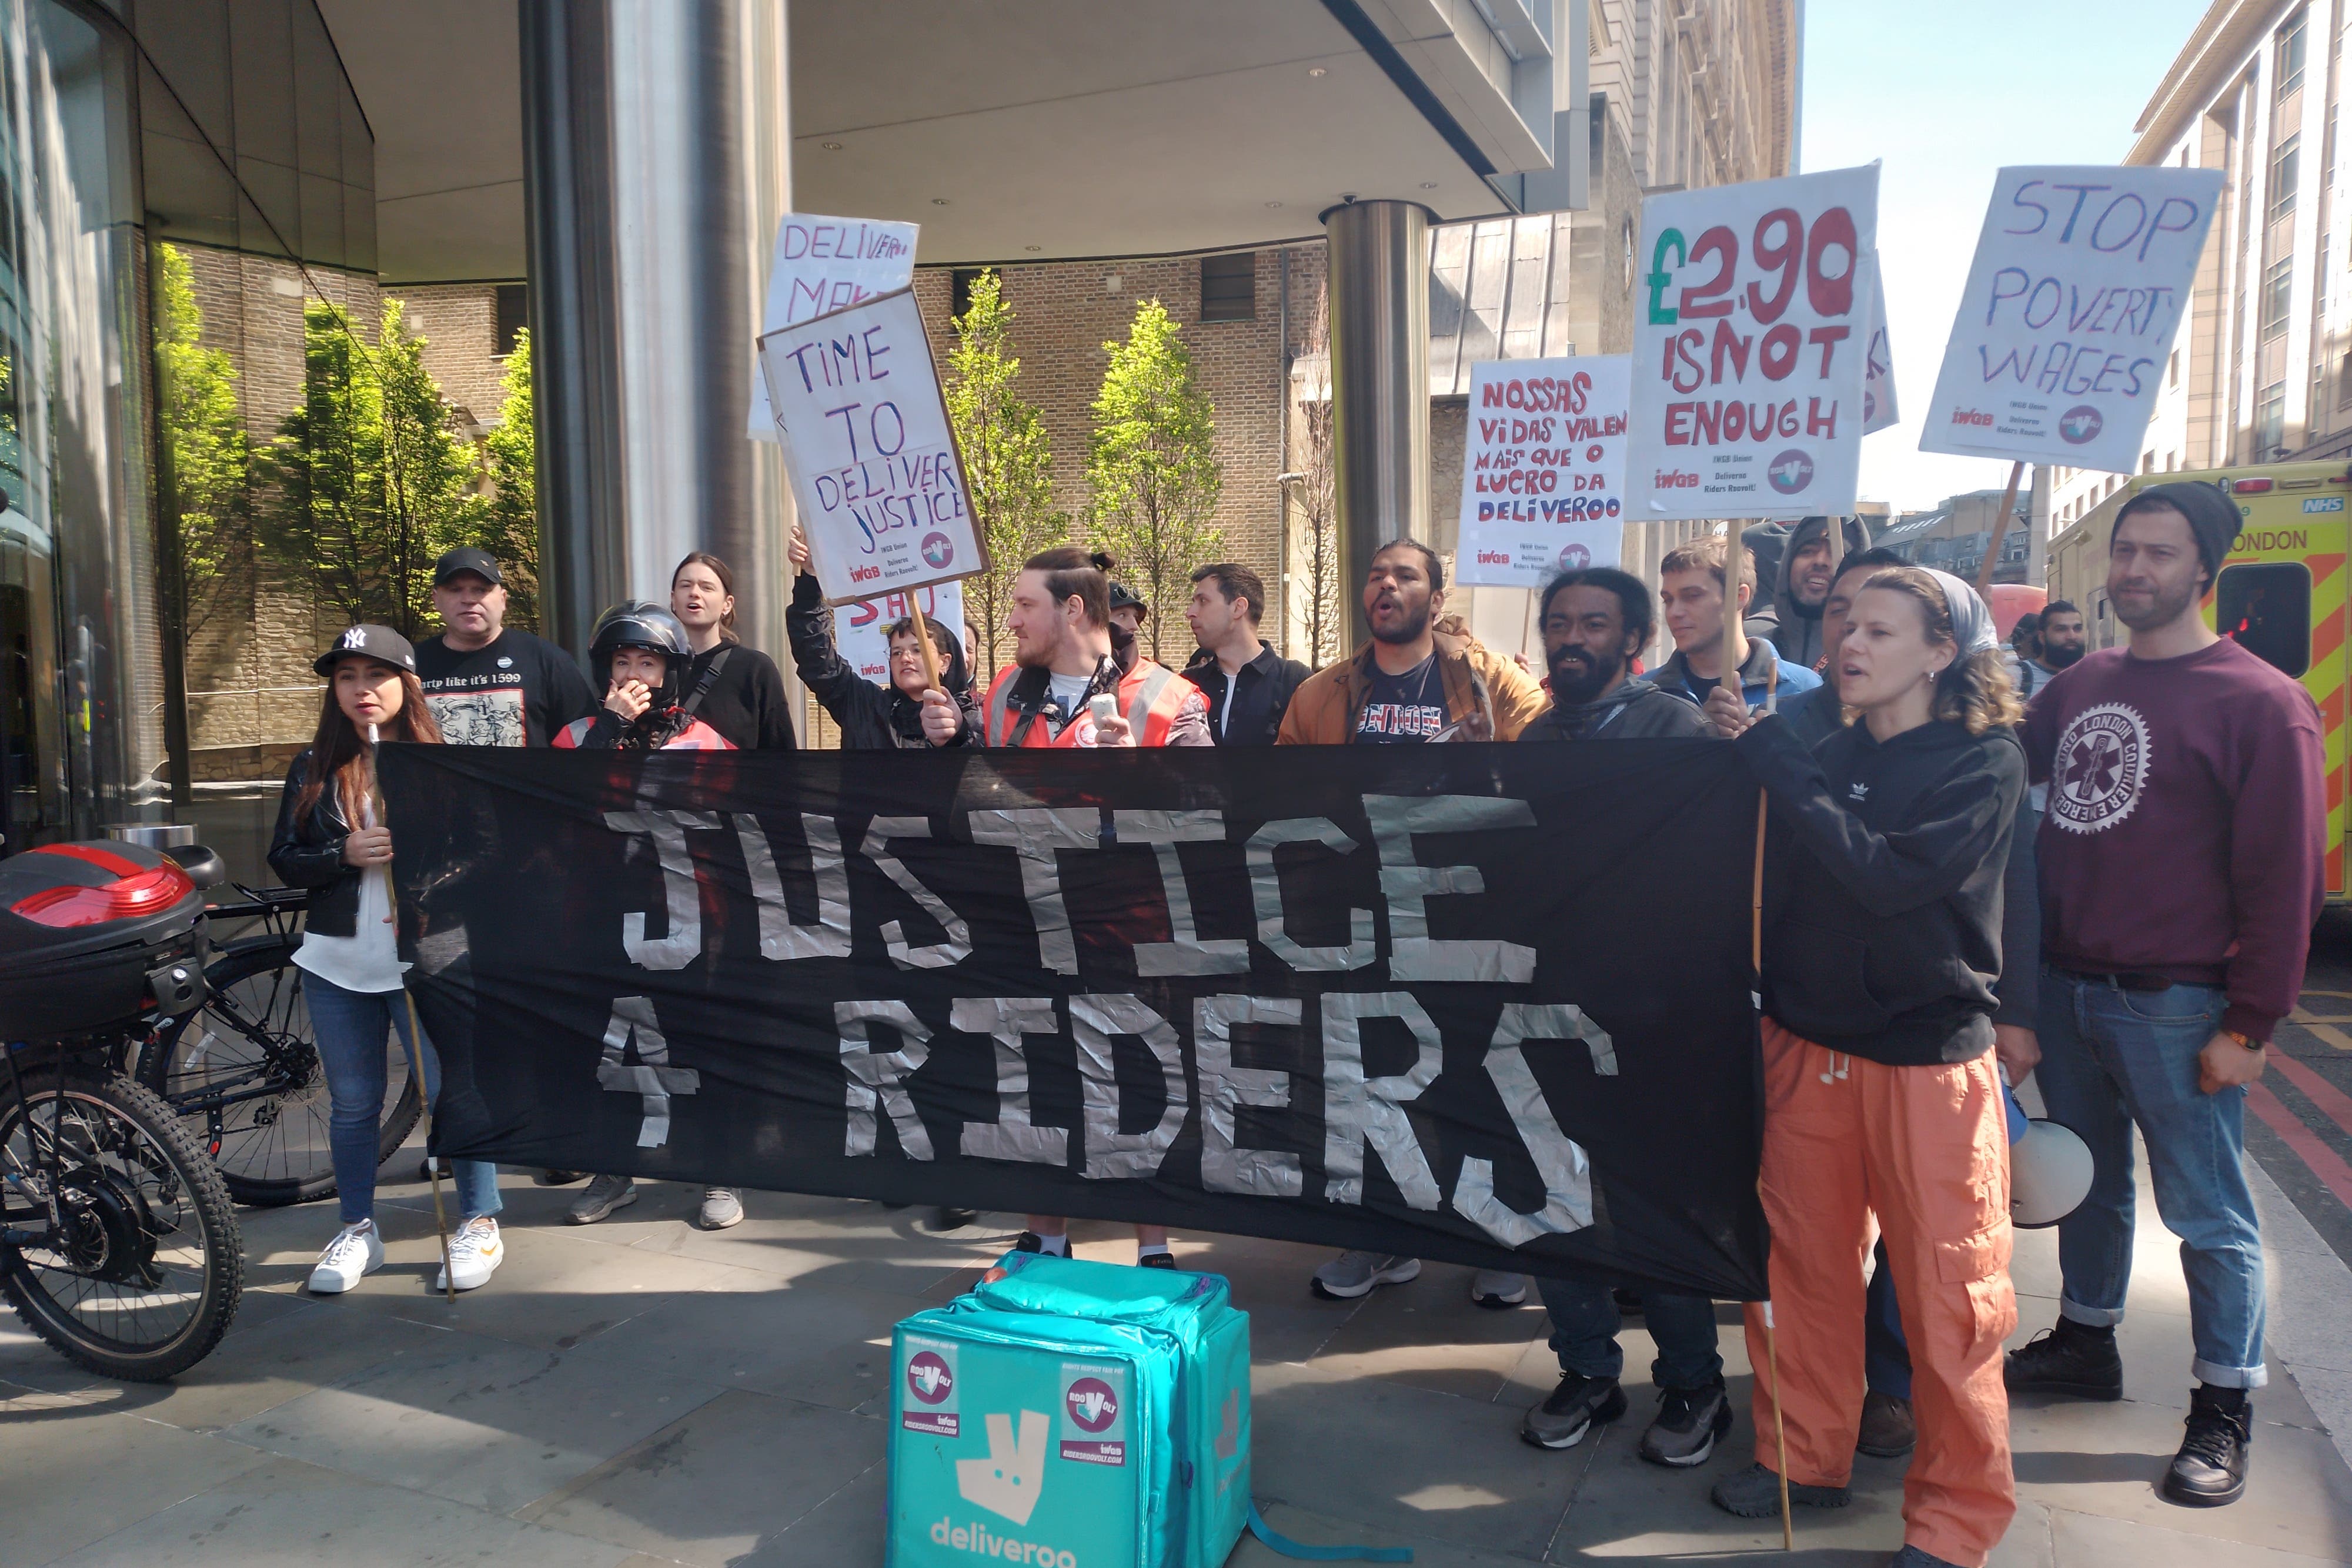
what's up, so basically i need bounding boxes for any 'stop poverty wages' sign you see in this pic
[749,215,918,442]
[759,289,985,603]
[1626,163,1880,521]
[1919,166,2223,473]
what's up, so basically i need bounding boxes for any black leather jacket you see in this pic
[267,748,483,942]
[268,750,368,937]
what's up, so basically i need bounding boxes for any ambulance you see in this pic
[2046,457,2350,902]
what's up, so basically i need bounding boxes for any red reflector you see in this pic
[2233,478,2274,493]
[10,862,194,928]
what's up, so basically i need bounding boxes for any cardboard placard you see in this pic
[1863,255,1897,434]
[1919,166,2223,472]
[1455,355,1628,587]
[748,214,920,442]
[759,289,986,602]
[1626,163,1880,520]
[834,580,968,687]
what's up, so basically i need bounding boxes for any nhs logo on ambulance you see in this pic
[2303,496,2344,513]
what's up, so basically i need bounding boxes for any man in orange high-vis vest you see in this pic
[921,545,1208,1268]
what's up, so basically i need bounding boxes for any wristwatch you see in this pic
[2224,1029,2267,1052]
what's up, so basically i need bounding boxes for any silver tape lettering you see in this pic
[1116,810,1249,976]
[603,809,724,971]
[1194,994,1304,1198]
[953,995,1068,1165]
[859,816,973,969]
[1071,993,1191,1180]
[1319,991,1442,1209]
[1452,1002,1614,1245]
[968,808,1102,975]
[597,995,699,1148]
[734,812,852,961]
[1247,817,1377,971]
[1362,795,1538,983]
[837,999,935,1159]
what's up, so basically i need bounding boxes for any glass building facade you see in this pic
[0,0,380,852]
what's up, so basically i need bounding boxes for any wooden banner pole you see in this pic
[1973,461,2026,603]
[1722,530,1750,705]
[906,596,945,694]
[367,725,457,1303]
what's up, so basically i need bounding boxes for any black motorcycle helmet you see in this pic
[589,600,692,708]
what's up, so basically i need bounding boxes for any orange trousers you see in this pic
[1743,1021,2017,1568]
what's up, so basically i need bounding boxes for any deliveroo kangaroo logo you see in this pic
[956,1411,1049,1524]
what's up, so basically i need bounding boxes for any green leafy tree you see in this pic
[942,270,1064,679]
[152,243,253,641]
[262,297,489,637]
[482,329,542,630]
[1085,299,1222,663]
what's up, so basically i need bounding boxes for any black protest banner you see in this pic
[381,740,1768,1299]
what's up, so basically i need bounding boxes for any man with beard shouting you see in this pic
[1514,569,1737,1467]
[1279,537,1545,1305]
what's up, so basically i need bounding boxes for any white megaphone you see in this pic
[2005,1084,2094,1229]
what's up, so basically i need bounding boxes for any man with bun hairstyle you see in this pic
[933,546,1208,750]
[2008,482,2325,1510]
[928,546,1205,1266]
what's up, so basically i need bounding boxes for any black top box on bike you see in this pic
[0,841,210,1039]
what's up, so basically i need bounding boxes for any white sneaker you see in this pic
[699,1187,745,1229]
[1470,1271,1529,1309]
[308,1221,384,1294]
[436,1217,504,1292]
[1310,1250,1421,1300]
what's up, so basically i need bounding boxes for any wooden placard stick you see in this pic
[1973,461,2026,603]
[906,595,945,694]
[1721,529,1750,707]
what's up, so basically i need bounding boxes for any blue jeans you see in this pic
[305,971,503,1227]
[1537,1277,1723,1389]
[1865,1237,1912,1400]
[2034,969,2265,1389]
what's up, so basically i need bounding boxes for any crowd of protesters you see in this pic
[272,477,2323,1568]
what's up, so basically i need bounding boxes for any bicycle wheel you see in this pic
[138,937,421,1208]
[0,1068,243,1380]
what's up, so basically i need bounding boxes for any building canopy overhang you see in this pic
[317,0,1565,283]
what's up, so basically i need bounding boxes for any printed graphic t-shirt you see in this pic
[414,629,597,748]
[1354,654,1446,743]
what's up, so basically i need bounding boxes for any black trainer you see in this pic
[2163,1383,2252,1507]
[1638,1378,1733,1467]
[2003,1317,2123,1400]
[1520,1372,1629,1450]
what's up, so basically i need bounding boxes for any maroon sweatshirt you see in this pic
[2023,638,2326,1041]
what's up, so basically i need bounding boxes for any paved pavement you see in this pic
[11,935,2352,1567]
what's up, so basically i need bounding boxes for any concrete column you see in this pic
[1322,200,1434,653]
[519,0,793,660]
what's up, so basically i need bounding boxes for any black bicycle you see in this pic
[135,881,419,1208]
[2,840,242,1380]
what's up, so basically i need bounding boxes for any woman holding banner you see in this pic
[269,626,507,1296]
[1706,567,2024,1568]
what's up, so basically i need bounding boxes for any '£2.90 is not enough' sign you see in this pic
[1626,163,1880,521]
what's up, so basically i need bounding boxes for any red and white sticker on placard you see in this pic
[1626,163,1880,521]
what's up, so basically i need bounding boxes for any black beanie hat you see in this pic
[2113,482,2240,580]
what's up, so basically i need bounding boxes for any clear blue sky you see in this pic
[1802,0,2214,512]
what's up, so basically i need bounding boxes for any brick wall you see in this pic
[390,283,518,427]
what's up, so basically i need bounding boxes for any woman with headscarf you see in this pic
[785,530,979,748]
[1702,567,2026,1568]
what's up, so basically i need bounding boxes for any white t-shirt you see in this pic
[292,863,408,994]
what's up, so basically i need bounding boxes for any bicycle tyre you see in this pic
[0,1069,243,1381]
[138,936,422,1208]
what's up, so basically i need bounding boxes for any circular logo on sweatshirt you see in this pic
[1065,1376,1118,1432]
[2049,701,2150,835]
